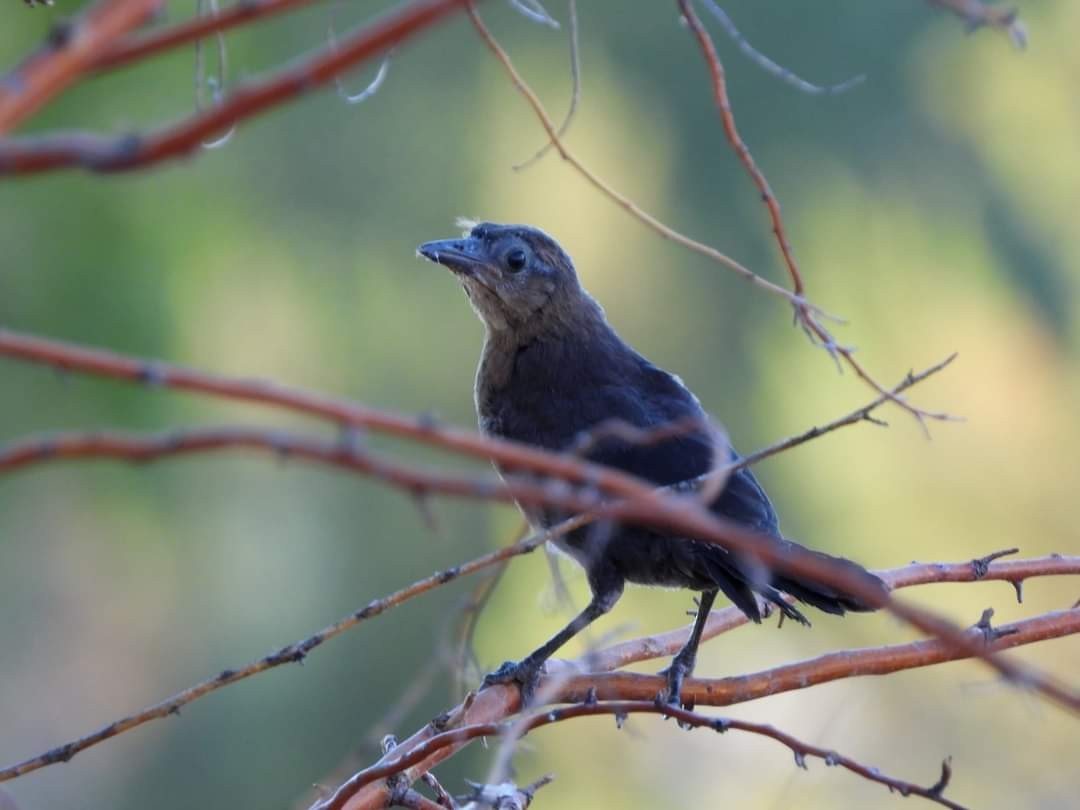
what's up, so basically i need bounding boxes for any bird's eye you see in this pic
[506,249,527,272]
[506,249,527,271]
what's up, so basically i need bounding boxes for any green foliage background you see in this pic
[1,2,1077,808]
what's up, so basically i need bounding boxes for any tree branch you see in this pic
[0,0,164,132]
[0,327,1075,713]
[333,607,1078,810]
[324,700,967,810]
[466,0,954,429]
[91,0,322,73]
[570,552,1079,673]
[0,0,469,174]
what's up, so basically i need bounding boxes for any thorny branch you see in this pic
[571,550,1077,674]
[0,438,1073,790]
[0,327,1076,713]
[325,607,1079,810]
[322,703,965,810]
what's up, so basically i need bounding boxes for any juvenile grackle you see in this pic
[417,222,883,706]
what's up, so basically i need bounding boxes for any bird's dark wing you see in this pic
[578,360,780,536]
[710,460,781,536]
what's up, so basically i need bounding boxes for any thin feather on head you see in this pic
[455,216,480,235]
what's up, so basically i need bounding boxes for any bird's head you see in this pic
[417,221,587,334]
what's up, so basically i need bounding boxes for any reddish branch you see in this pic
[0,327,1076,713]
[0,0,469,173]
[551,608,1080,706]
[674,0,956,427]
[675,0,806,298]
[322,701,967,810]
[332,607,1079,810]
[570,552,1080,673]
[0,0,164,132]
[92,0,323,73]
[0,456,1072,790]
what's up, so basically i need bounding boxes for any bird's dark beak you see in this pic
[417,237,486,277]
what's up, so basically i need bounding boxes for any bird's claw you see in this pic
[658,659,696,727]
[482,659,544,707]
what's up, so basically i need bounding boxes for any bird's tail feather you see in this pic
[769,544,885,615]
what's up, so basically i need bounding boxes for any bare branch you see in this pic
[507,0,559,29]
[466,0,952,426]
[0,0,164,132]
[337,607,1080,810]
[322,700,975,810]
[700,1,865,95]
[3,548,1072,786]
[461,1,835,317]
[513,0,580,171]
[0,529,547,783]
[566,553,1080,674]
[0,0,469,174]
[676,0,955,427]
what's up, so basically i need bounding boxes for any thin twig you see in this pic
[467,0,951,426]
[508,0,559,29]
[321,700,973,810]
[0,530,548,783]
[701,1,865,95]
[675,0,954,428]
[730,353,958,473]
[927,0,1027,47]
[461,1,834,318]
[513,0,579,171]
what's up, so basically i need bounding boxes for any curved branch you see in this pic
[322,701,967,810]
[0,0,469,174]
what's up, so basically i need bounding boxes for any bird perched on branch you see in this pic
[418,221,883,706]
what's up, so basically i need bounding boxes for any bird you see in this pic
[417,221,884,706]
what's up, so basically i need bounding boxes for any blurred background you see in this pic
[1,1,1078,808]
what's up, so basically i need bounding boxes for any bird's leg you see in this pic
[483,579,623,707]
[660,588,718,709]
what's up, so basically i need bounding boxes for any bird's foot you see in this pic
[658,657,696,727]
[482,659,544,708]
